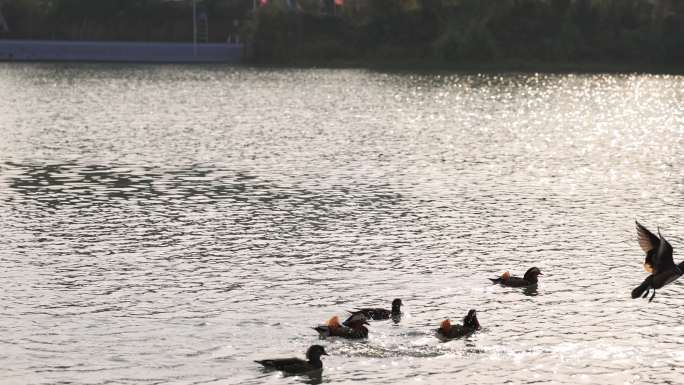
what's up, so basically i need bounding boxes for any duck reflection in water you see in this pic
[522,285,538,296]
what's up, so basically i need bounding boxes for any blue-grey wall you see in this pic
[0,40,242,63]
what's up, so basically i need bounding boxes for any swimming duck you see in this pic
[435,309,481,341]
[489,267,542,287]
[314,314,369,339]
[632,221,683,302]
[343,298,402,325]
[255,345,328,374]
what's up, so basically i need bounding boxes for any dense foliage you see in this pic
[1,0,683,70]
[248,0,684,70]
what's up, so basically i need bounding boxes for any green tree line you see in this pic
[248,0,684,69]
[1,0,683,70]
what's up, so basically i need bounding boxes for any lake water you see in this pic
[1,63,683,385]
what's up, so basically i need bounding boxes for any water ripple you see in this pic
[1,65,683,384]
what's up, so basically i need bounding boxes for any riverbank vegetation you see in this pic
[1,0,683,71]
[248,0,684,70]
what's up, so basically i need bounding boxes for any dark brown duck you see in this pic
[632,221,683,302]
[314,314,369,339]
[435,309,481,341]
[343,298,402,325]
[489,267,542,287]
[255,345,328,374]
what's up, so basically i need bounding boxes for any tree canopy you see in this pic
[1,0,683,70]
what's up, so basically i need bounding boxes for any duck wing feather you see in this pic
[256,357,311,372]
[654,230,675,274]
[636,221,660,253]
[503,276,533,287]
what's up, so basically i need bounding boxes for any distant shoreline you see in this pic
[1,39,683,75]
[0,39,243,63]
[246,58,684,76]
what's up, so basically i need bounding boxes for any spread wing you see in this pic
[636,221,660,271]
[654,229,675,273]
[636,221,659,253]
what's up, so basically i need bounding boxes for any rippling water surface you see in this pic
[1,64,684,385]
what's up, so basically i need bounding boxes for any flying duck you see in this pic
[489,267,542,287]
[435,309,481,341]
[343,298,402,325]
[314,314,369,339]
[255,345,328,374]
[632,221,683,302]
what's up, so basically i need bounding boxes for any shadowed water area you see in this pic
[1,64,683,385]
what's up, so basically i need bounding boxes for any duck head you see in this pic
[391,298,402,313]
[306,345,328,361]
[523,267,543,283]
[463,309,480,330]
[678,261,684,271]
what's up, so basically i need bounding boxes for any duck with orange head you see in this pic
[435,309,481,341]
[314,314,369,339]
[489,267,542,287]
